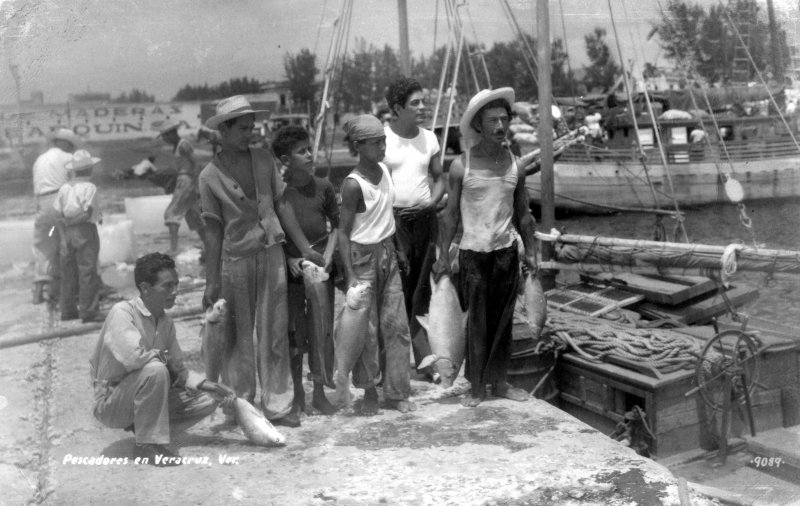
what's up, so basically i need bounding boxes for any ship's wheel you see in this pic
[694,329,760,414]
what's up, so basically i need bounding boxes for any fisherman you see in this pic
[90,252,236,467]
[198,95,324,428]
[337,114,417,414]
[433,88,538,407]
[53,150,104,323]
[383,76,445,382]
[31,128,79,305]
[155,120,209,257]
[272,125,339,417]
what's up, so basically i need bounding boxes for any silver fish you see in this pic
[333,281,372,406]
[200,298,232,384]
[301,261,335,389]
[417,273,466,388]
[522,273,546,339]
[234,398,286,447]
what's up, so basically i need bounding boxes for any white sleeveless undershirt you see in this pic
[346,162,396,245]
[459,149,518,252]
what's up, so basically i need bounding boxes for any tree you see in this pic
[650,0,790,84]
[582,27,621,92]
[172,77,263,101]
[284,48,319,112]
[112,88,155,103]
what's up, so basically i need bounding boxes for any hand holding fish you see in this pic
[522,251,539,277]
[287,257,304,278]
[302,248,325,267]
[396,249,410,274]
[431,255,451,282]
[202,280,221,310]
[199,379,237,409]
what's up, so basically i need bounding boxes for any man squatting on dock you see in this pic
[90,252,237,466]
[434,87,539,407]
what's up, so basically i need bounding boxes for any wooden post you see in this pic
[537,0,556,291]
[398,0,411,76]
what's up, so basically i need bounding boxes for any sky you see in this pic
[1,0,798,105]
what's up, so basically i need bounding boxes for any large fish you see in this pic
[234,398,286,447]
[417,273,466,388]
[200,298,232,384]
[301,261,335,389]
[332,281,372,406]
[522,272,547,339]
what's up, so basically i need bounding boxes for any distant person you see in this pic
[199,95,324,428]
[272,125,339,416]
[433,88,538,408]
[376,106,393,126]
[32,128,79,305]
[53,150,105,323]
[154,120,208,257]
[337,114,416,415]
[383,76,445,382]
[90,252,236,467]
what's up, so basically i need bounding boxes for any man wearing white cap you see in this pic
[198,95,324,427]
[433,88,538,408]
[31,128,79,304]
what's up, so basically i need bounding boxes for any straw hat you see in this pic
[65,149,101,171]
[47,128,82,147]
[459,87,515,149]
[154,119,182,137]
[204,95,269,130]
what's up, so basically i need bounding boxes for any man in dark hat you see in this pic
[198,95,324,428]
[433,88,538,408]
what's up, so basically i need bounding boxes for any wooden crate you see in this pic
[556,337,795,457]
[587,273,716,305]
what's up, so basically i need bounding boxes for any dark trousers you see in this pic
[458,244,520,397]
[60,222,101,319]
[393,209,437,367]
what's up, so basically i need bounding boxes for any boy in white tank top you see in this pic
[337,114,417,415]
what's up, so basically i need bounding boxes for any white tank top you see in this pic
[346,162,396,245]
[459,149,518,252]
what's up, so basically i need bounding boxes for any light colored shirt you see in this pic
[53,177,100,223]
[174,138,196,176]
[459,150,517,252]
[198,147,286,259]
[89,297,203,394]
[346,163,396,245]
[32,147,72,196]
[383,125,440,208]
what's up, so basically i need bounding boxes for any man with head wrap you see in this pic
[336,114,416,415]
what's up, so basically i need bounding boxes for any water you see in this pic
[548,198,800,334]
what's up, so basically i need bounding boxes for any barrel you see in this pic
[509,322,559,404]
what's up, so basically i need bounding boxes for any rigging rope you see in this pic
[547,311,702,374]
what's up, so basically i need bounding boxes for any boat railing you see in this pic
[558,138,800,165]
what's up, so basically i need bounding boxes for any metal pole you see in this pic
[537,0,555,291]
[398,0,411,76]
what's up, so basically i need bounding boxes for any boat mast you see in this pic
[766,0,783,82]
[398,0,411,75]
[537,0,555,290]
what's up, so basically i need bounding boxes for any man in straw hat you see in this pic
[53,149,105,322]
[155,120,208,256]
[336,114,416,415]
[198,95,324,427]
[433,88,538,408]
[31,128,80,305]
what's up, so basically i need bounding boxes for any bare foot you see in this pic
[360,387,379,416]
[492,382,528,402]
[461,392,485,407]
[385,399,417,413]
[312,385,338,415]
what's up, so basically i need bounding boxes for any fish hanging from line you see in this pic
[417,272,466,388]
[200,298,232,384]
[332,281,372,407]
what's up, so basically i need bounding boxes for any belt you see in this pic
[36,189,59,197]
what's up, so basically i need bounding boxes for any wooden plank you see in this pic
[637,283,760,325]
[588,273,717,305]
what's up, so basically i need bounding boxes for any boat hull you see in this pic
[526,156,800,213]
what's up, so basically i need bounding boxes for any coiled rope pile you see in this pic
[546,311,702,374]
